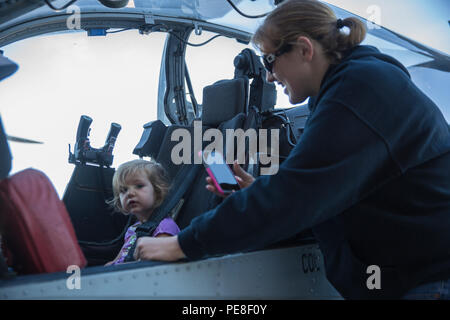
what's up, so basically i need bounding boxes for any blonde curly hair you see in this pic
[108,159,170,214]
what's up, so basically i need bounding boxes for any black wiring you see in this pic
[88,24,221,47]
[270,113,297,147]
[225,0,270,19]
[168,32,222,47]
[44,0,79,11]
[139,24,223,47]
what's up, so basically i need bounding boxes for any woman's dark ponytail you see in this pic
[335,17,367,52]
[253,0,367,63]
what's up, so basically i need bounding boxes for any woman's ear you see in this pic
[295,36,314,62]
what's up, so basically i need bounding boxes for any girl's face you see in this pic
[119,170,156,222]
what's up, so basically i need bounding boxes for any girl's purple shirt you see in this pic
[113,217,180,265]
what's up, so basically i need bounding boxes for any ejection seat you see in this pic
[171,77,252,230]
[132,76,252,234]
[62,117,130,266]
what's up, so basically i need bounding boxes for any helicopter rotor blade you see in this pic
[6,135,43,144]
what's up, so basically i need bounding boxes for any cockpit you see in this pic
[0,0,448,299]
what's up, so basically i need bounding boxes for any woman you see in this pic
[132,0,450,299]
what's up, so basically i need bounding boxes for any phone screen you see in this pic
[203,151,240,193]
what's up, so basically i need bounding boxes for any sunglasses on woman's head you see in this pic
[261,43,293,74]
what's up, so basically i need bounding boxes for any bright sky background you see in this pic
[0,30,260,197]
[0,0,449,197]
[325,0,450,55]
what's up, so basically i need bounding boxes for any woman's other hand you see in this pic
[133,235,186,262]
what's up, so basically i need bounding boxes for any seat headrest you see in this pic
[133,120,167,159]
[201,78,248,127]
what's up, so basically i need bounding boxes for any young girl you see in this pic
[105,159,180,265]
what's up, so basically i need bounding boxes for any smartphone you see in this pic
[201,150,240,196]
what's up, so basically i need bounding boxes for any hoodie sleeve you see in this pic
[178,100,400,260]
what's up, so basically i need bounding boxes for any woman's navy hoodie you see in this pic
[178,45,450,299]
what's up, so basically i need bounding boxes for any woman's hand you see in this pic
[205,160,255,198]
[133,235,186,262]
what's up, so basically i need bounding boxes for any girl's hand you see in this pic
[205,160,255,198]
